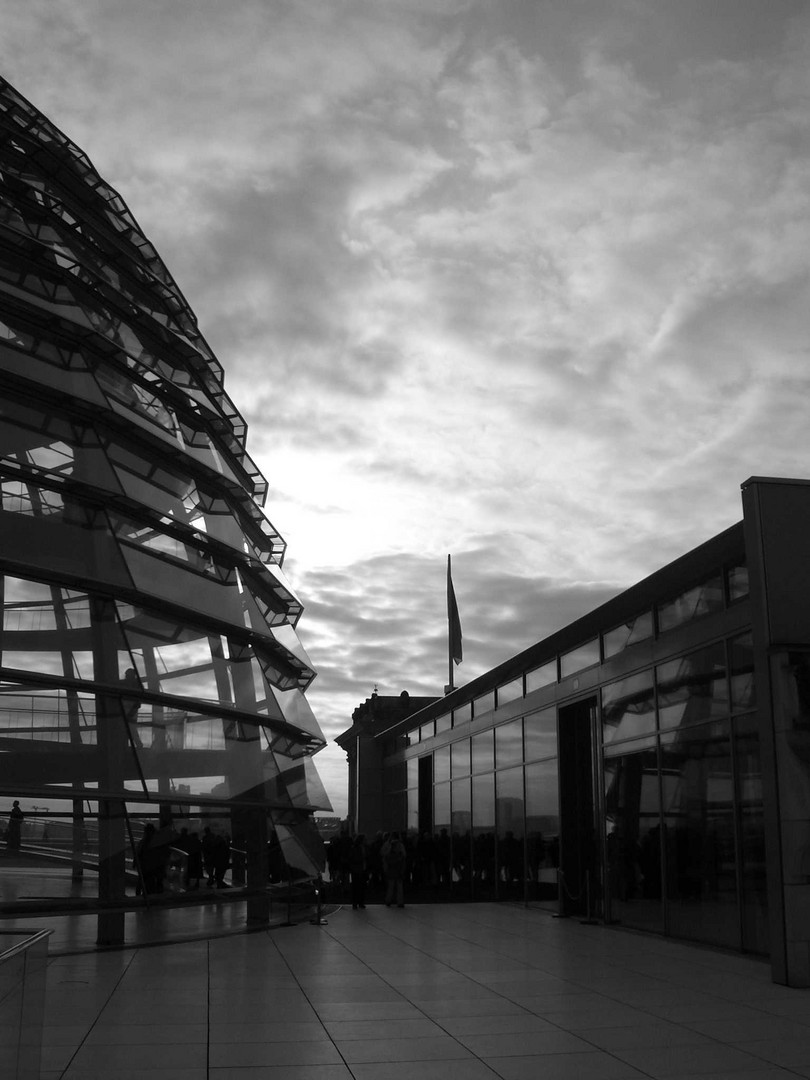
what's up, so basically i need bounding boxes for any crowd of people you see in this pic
[325,829,456,908]
[133,824,232,894]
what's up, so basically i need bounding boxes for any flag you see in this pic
[447,554,462,666]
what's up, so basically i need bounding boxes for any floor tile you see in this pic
[209,1020,330,1043]
[314,1000,424,1021]
[351,1061,502,1080]
[611,1042,777,1077]
[734,1038,810,1068]
[323,1017,445,1040]
[210,1068,353,1080]
[457,1029,595,1057]
[209,1040,343,1067]
[483,1051,646,1080]
[84,1023,207,1044]
[437,1013,558,1037]
[336,1035,473,1063]
[575,1022,713,1050]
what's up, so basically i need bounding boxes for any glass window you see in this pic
[496,765,525,893]
[434,745,451,783]
[734,711,767,955]
[495,718,523,769]
[660,720,739,948]
[657,642,728,732]
[496,676,523,708]
[452,701,471,726]
[472,691,494,718]
[729,633,756,712]
[407,757,418,789]
[419,719,435,741]
[726,563,749,603]
[657,574,724,634]
[526,659,556,693]
[435,712,451,734]
[471,730,494,774]
[434,781,451,837]
[524,707,557,762]
[525,758,559,905]
[603,746,663,933]
[451,739,471,777]
[603,612,654,658]
[451,777,472,884]
[602,670,656,746]
[560,639,599,678]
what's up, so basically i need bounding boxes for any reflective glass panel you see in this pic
[435,712,451,734]
[473,691,494,718]
[729,633,756,712]
[472,772,496,896]
[452,701,471,726]
[525,758,559,905]
[419,720,435,741]
[471,730,494,774]
[602,669,656,746]
[657,574,724,633]
[560,639,599,678]
[734,711,767,955]
[496,765,524,896]
[604,746,663,932]
[526,659,556,693]
[603,611,654,658]
[726,563,749,602]
[495,717,523,769]
[451,739,471,777]
[657,642,728,733]
[434,781,451,836]
[524,707,557,762]
[434,744,451,783]
[407,757,418,789]
[496,676,523,708]
[451,778,471,888]
[660,720,739,948]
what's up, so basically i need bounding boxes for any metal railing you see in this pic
[0,929,52,1080]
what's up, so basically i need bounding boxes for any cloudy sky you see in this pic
[4,0,810,816]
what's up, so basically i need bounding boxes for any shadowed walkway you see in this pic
[41,903,809,1080]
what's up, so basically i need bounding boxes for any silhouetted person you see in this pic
[135,824,166,893]
[186,831,203,889]
[212,833,230,887]
[349,834,367,909]
[6,801,23,849]
[121,667,143,748]
[202,827,217,886]
[382,832,406,907]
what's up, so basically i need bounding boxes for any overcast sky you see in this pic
[4,0,810,817]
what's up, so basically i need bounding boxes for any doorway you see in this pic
[558,696,599,918]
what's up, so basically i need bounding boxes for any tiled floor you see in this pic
[40,903,810,1080]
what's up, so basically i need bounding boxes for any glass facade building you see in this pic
[339,478,810,987]
[0,77,330,944]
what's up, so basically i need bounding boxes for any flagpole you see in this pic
[448,556,454,693]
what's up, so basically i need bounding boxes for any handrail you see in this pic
[0,928,53,961]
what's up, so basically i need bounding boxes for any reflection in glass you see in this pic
[496,675,523,708]
[525,758,559,905]
[471,730,494,774]
[496,765,524,897]
[730,633,756,712]
[473,691,494,719]
[603,611,654,658]
[726,563,749,603]
[451,739,471,777]
[602,670,655,746]
[452,701,471,726]
[604,745,663,932]
[434,745,450,783]
[450,778,471,891]
[495,718,523,769]
[734,711,767,954]
[657,643,727,733]
[524,707,557,763]
[657,574,724,633]
[660,720,739,948]
[560,639,599,678]
[472,772,495,897]
[526,659,556,693]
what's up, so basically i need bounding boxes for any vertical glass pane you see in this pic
[657,643,727,732]
[452,701,471,726]
[602,670,656,746]
[451,739,471,777]
[734,712,767,955]
[730,633,756,712]
[524,707,557,762]
[451,778,471,892]
[407,786,418,834]
[726,563,749,603]
[472,772,496,898]
[471,730,494,774]
[604,745,663,933]
[526,659,556,693]
[434,782,452,889]
[560,639,599,678]
[525,758,559,906]
[657,574,724,633]
[603,612,654,658]
[495,717,523,769]
[497,675,523,708]
[496,765,524,898]
[660,721,739,949]
[434,745,450,783]
[435,712,451,734]
[473,691,494,718]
